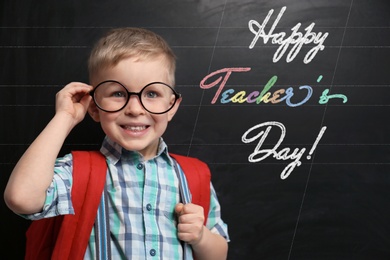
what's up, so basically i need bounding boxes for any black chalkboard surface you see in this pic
[1,0,390,259]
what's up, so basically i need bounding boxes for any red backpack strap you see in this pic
[25,214,64,259]
[169,153,211,225]
[25,151,107,260]
[52,151,107,259]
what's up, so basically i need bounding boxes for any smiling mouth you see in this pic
[122,125,148,132]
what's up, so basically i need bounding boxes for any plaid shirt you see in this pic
[25,137,229,259]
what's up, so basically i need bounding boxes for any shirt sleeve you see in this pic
[21,153,75,220]
[206,183,230,242]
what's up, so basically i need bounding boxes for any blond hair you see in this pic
[88,27,176,85]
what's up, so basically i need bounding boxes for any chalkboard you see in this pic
[1,0,390,259]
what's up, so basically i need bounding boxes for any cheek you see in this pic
[99,113,112,122]
[98,113,118,129]
[152,115,170,129]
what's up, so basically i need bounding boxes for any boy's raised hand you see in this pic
[175,203,205,245]
[4,82,93,215]
[55,82,93,126]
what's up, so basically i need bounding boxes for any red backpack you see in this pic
[25,151,211,260]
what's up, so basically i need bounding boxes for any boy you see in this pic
[4,27,229,259]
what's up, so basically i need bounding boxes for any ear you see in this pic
[167,97,182,122]
[88,101,101,122]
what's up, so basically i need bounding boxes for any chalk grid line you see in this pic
[185,0,228,157]
[287,0,355,259]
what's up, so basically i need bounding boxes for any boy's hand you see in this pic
[175,203,205,245]
[55,82,93,125]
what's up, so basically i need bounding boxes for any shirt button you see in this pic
[146,204,152,211]
[149,249,156,256]
[137,163,143,170]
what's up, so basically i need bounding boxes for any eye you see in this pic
[111,91,127,98]
[145,90,159,98]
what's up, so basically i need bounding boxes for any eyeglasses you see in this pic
[90,80,181,114]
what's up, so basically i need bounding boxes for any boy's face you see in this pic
[88,56,181,160]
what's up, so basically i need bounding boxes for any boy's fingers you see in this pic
[175,203,184,215]
[176,203,203,214]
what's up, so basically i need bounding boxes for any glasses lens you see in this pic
[93,81,128,112]
[141,83,177,114]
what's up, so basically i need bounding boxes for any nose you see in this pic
[124,95,145,115]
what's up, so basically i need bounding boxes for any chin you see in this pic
[121,142,156,155]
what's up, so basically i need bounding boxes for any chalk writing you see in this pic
[200,68,347,106]
[248,6,329,64]
[242,121,327,179]
[200,67,251,104]
[319,89,348,104]
[306,126,327,160]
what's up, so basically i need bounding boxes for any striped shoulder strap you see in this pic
[169,153,211,224]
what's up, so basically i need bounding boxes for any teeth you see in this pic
[125,126,146,131]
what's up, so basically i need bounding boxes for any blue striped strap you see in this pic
[94,186,112,260]
[173,161,193,260]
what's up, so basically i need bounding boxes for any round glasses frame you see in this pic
[90,80,181,114]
